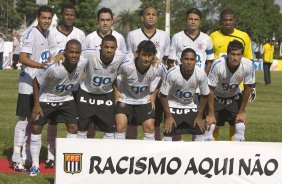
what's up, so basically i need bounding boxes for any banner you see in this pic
[56,139,282,184]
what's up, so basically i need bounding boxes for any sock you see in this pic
[163,136,172,141]
[115,132,126,139]
[234,123,245,141]
[12,119,28,163]
[103,133,115,139]
[172,134,182,141]
[204,124,215,141]
[22,121,32,160]
[193,134,205,141]
[77,131,87,139]
[155,126,161,140]
[47,124,57,161]
[67,132,77,138]
[126,125,138,139]
[143,132,155,141]
[30,134,42,168]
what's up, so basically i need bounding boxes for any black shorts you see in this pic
[16,94,34,117]
[77,88,115,133]
[214,94,242,126]
[163,107,203,136]
[116,102,155,125]
[33,100,78,126]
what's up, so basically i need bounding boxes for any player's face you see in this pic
[64,43,81,67]
[98,13,113,34]
[227,49,243,68]
[181,52,196,72]
[37,12,53,32]
[186,13,201,31]
[101,40,117,64]
[142,7,158,28]
[61,8,75,27]
[137,51,155,70]
[221,14,235,32]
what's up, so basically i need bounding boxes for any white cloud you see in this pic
[99,0,141,15]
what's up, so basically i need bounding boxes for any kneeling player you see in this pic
[160,48,209,141]
[29,40,87,176]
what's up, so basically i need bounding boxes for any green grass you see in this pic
[0,70,282,183]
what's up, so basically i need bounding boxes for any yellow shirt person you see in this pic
[263,42,274,63]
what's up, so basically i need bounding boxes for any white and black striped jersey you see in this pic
[161,65,210,108]
[36,57,88,102]
[18,27,50,94]
[169,31,214,68]
[118,59,166,105]
[208,56,255,98]
[83,30,127,53]
[80,49,128,94]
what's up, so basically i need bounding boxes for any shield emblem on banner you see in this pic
[63,153,83,174]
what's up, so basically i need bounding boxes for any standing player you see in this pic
[114,40,166,140]
[126,6,170,140]
[46,3,85,169]
[12,33,21,69]
[160,48,209,141]
[83,7,127,53]
[206,40,255,141]
[29,39,87,176]
[11,6,53,172]
[209,9,255,140]
[76,35,127,139]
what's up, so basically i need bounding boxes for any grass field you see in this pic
[0,69,282,183]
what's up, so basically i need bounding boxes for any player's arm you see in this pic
[149,79,162,110]
[236,84,252,124]
[194,94,208,132]
[206,85,216,125]
[159,93,176,133]
[112,79,121,103]
[205,60,213,74]
[19,52,47,69]
[31,77,43,121]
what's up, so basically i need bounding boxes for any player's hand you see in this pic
[236,112,247,124]
[248,88,256,103]
[114,92,122,104]
[152,56,161,67]
[53,53,65,66]
[164,116,176,133]
[205,114,217,130]
[148,94,157,110]
[31,105,43,121]
[194,116,206,133]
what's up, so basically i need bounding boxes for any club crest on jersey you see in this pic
[153,41,160,48]
[146,76,154,84]
[235,75,242,82]
[71,72,80,80]
[197,43,204,51]
[108,66,116,74]
[64,153,83,174]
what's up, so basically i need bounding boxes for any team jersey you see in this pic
[169,31,214,68]
[208,56,255,98]
[80,49,128,94]
[161,65,210,108]
[48,26,85,58]
[118,59,166,105]
[36,57,88,102]
[127,28,170,61]
[18,27,50,94]
[83,30,127,53]
[210,28,253,60]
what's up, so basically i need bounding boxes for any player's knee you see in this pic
[234,123,245,141]
[142,119,155,133]
[67,124,78,134]
[32,125,43,135]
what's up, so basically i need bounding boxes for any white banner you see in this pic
[56,139,282,184]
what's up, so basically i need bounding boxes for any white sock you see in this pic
[30,134,42,168]
[143,132,155,141]
[12,119,28,163]
[67,132,77,138]
[77,131,87,139]
[47,124,57,161]
[22,121,32,160]
[204,124,215,141]
[103,133,115,139]
[193,134,205,141]
[234,123,245,141]
[163,136,173,141]
[115,132,126,139]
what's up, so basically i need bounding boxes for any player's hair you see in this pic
[37,5,54,17]
[97,7,113,19]
[181,48,196,59]
[65,39,81,51]
[227,40,244,54]
[141,6,158,16]
[186,8,201,20]
[101,34,117,45]
[220,9,235,20]
[137,40,157,55]
[61,3,76,15]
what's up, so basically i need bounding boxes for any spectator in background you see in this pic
[12,33,21,69]
[0,32,7,70]
[262,39,274,86]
